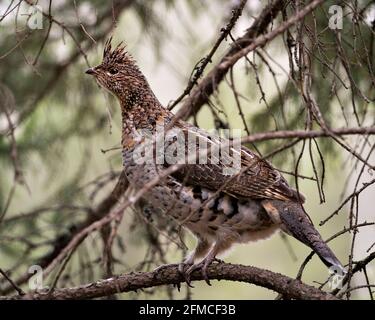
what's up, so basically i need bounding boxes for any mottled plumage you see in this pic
[86,39,345,284]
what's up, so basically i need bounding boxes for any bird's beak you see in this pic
[85,68,96,75]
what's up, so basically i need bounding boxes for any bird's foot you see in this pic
[153,258,222,287]
[213,258,224,264]
[178,262,194,288]
[153,263,197,291]
[182,256,216,287]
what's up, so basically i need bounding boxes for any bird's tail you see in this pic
[262,200,345,274]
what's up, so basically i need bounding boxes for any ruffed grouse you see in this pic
[86,39,345,285]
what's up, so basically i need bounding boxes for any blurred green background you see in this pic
[0,0,374,299]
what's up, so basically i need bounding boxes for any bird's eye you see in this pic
[108,68,118,75]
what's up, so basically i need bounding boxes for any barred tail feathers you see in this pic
[262,200,345,273]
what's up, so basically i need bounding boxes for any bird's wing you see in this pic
[167,124,304,203]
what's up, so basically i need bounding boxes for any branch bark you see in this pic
[177,0,328,120]
[178,0,286,119]
[0,263,339,300]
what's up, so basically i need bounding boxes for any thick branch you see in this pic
[169,0,248,109]
[178,0,328,120]
[178,0,286,119]
[0,263,338,300]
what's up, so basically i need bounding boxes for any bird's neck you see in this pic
[119,86,173,149]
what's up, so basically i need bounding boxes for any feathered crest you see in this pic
[103,37,133,66]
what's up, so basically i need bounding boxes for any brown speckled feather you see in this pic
[171,124,305,203]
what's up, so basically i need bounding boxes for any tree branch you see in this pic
[0,263,338,300]
[178,0,286,119]
[17,0,136,125]
[177,0,329,120]
[241,126,375,143]
[169,0,248,110]
[0,171,129,295]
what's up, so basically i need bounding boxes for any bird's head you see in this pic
[85,37,146,106]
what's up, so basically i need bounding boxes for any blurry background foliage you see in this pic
[0,0,374,299]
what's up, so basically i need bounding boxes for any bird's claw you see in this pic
[213,258,224,264]
[155,258,222,287]
[178,262,195,287]
[179,259,214,287]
